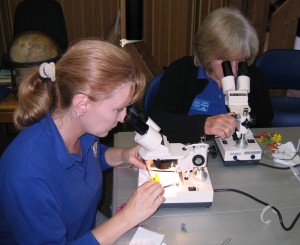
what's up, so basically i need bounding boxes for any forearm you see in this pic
[91,211,133,245]
[104,146,145,169]
[104,147,129,167]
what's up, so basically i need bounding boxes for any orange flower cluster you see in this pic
[255,131,282,143]
[255,131,282,151]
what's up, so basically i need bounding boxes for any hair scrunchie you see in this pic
[39,62,56,82]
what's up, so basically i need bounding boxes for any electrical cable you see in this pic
[232,158,300,170]
[214,188,300,231]
[257,162,290,169]
[257,162,300,169]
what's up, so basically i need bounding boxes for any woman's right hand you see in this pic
[121,181,165,228]
[204,112,237,139]
[91,181,165,244]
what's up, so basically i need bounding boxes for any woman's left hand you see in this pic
[122,145,147,170]
[105,145,147,169]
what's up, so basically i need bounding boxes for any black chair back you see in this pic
[13,0,68,52]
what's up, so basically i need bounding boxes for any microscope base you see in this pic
[215,133,262,166]
[138,167,213,207]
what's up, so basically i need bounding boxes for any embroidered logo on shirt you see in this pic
[190,99,210,112]
[92,142,98,158]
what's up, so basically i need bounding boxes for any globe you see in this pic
[9,32,60,65]
[7,32,61,95]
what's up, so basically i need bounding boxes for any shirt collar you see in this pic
[42,113,96,169]
[197,66,209,79]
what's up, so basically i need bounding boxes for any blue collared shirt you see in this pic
[0,113,110,244]
[188,67,227,116]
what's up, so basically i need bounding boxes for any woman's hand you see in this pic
[204,112,237,139]
[91,180,165,244]
[120,180,165,228]
[121,145,147,170]
[105,145,146,169]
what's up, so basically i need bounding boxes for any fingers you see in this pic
[144,160,153,170]
[124,145,147,170]
[137,181,165,208]
[204,113,237,139]
[140,181,165,201]
[130,157,146,170]
[128,181,165,214]
[120,181,165,228]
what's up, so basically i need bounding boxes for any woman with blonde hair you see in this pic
[149,7,273,143]
[0,39,165,244]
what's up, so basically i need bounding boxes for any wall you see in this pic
[1,0,299,75]
[140,0,272,70]
[268,0,300,49]
[124,0,278,77]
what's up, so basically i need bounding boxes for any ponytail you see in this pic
[13,66,55,129]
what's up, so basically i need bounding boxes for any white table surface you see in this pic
[112,128,300,245]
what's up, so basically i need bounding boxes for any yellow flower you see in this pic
[151,173,160,182]
[272,133,282,143]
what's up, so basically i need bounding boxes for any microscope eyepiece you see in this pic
[221,61,233,77]
[238,61,248,76]
[124,108,149,135]
[127,106,148,123]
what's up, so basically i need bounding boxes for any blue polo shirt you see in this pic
[189,67,227,116]
[0,113,111,244]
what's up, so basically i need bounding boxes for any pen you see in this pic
[144,160,152,179]
[163,184,174,188]
[146,165,152,179]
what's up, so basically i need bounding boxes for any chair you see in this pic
[143,72,164,114]
[13,0,68,52]
[255,49,300,127]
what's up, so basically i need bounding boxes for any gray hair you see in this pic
[194,7,259,72]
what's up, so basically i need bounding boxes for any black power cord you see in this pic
[257,162,300,170]
[214,188,300,231]
[216,161,300,230]
[257,162,290,169]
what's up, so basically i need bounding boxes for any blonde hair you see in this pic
[14,39,145,129]
[194,7,259,72]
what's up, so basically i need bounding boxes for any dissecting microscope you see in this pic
[125,107,214,207]
[214,61,262,166]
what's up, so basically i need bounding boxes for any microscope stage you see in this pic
[138,168,213,207]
